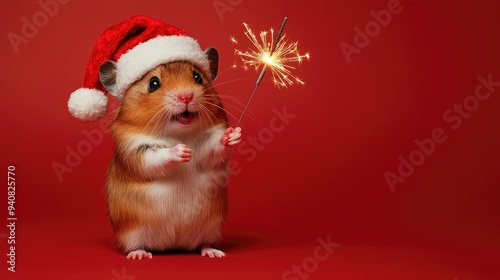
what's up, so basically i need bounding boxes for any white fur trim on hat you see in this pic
[68,88,108,121]
[115,35,210,96]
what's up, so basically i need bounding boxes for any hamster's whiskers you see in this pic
[141,105,170,135]
[197,104,217,128]
[201,96,259,125]
[212,77,251,87]
[211,94,260,124]
[203,93,250,123]
[216,94,246,105]
[199,100,238,125]
[215,65,235,77]
[208,98,243,120]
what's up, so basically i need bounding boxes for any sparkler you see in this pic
[233,17,310,127]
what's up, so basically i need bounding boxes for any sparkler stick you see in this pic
[235,17,288,127]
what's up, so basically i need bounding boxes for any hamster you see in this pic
[102,48,242,259]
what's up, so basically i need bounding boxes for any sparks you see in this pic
[233,20,310,88]
[233,17,309,127]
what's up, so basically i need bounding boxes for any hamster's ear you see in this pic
[99,60,119,97]
[204,47,219,81]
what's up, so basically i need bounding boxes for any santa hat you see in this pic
[68,15,212,121]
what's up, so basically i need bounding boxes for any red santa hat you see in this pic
[68,15,212,121]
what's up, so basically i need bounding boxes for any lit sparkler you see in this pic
[233,17,310,127]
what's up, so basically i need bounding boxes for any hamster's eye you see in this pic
[148,76,161,93]
[193,71,203,85]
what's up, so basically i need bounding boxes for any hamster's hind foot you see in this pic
[126,249,153,260]
[201,246,226,258]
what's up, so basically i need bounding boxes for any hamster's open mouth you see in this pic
[174,110,197,125]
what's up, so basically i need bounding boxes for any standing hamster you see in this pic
[102,48,242,259]
[65,16,242,259]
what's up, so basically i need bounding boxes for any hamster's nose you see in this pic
[177,93,193,104]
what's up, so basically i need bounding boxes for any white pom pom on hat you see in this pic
[68,15,211,121]
[68,88,108,121]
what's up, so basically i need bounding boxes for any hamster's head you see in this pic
[101,48,227,136]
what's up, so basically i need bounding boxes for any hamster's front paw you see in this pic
[221,127,242,146]
[171,144,193,162]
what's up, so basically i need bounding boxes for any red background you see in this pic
[1,0,499,279]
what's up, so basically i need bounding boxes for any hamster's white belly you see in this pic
[124,163,229,251]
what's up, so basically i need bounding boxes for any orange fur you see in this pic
[106,62,232,254]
